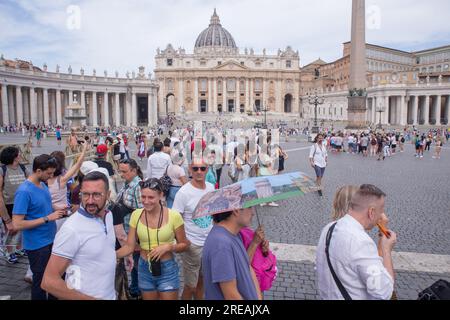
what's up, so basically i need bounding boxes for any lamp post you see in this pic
[376,104,386,130]
[308,92,325,134]
[261,101,270,129]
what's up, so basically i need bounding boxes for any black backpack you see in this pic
[2,164,28,187]
[418,280,450,300]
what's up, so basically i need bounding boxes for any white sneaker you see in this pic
[268,202,279,207]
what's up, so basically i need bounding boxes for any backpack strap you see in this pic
[325,222,352,300]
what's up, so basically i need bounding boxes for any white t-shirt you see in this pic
[52,210,116,300]
[146,151,172,179]
[348,136,355,144]
[172,182,215,247]
[309,143,328,168]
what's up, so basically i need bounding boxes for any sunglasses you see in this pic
[192,166,207,172]
[139,179,162,191]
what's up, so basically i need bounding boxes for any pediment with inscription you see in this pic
[214,60,248,70]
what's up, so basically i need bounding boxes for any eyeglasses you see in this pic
[192,166,207,172]
[139,179,162,191]
[79,192,104,201]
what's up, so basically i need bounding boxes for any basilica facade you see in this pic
[155,9,302,119]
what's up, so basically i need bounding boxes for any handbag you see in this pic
[418,280,450,300]
[160,165,173,196]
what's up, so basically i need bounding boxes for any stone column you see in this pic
[30,88,37,125]
[8,86,15,125]
[445,95,450,125]
[424,95,430,125]
[1,85,8,126]
[276,80,282,113]
[213,78,217,113]
[103,92,109,127]
[132,93,137,126]
[80,91,86,126]
[125,93,131,127]
[147,93,153,126]
[49,90,56,125]
[43,88,50,126]
[371,97,377,123]
[399,95,407,126]
[16,86,23,125]
[68,90,73,105]
[383,96,389,125]
[249,79,254,112]
[36,90,43,125]
[194,79,199,113]
[294,81,300,114]
[115,93,120,126]
[91,92,98,127]
[412,95,419,125]
[245,79,250,112]
[23,89,30,124]
[152,91,158,126]
[56,89,62,125]
[208,78,213,113]
[435,95,442,125]
[235,79,240,113]
[223,78,227,111]
[179,79,184,114]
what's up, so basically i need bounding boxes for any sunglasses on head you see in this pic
[139,179,162,191]
[192,166,207,172]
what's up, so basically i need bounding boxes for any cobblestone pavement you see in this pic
[1,134,450,300]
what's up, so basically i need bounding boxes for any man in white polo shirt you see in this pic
[41,171,116,300]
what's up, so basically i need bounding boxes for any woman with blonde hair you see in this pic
[331,185,359,221]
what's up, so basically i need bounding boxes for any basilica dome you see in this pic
[194,9,237,50]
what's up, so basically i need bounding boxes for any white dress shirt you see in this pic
[316,215,394,300]
[309,143,328,168]
[146,151,172,179]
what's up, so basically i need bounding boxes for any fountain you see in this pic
[65,103,87,131]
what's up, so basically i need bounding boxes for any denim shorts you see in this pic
[138,257,180,292]
[314,165,326,178]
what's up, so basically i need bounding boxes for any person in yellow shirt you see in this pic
[117,178,190,300]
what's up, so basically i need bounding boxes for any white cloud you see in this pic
[1,0,449,75]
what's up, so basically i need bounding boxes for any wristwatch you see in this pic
[43,216,49,224]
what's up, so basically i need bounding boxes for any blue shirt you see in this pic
[202,225,258,300]
[13,180,56,251]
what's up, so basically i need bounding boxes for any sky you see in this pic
[1,0,449,76]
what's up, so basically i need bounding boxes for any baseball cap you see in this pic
[80,161,99,175]
[96,144,108,155]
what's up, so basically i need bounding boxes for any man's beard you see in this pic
[85,201,107,216]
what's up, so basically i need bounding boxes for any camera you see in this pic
[150,259,162,277]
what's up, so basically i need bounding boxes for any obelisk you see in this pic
[347,0,367,129]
